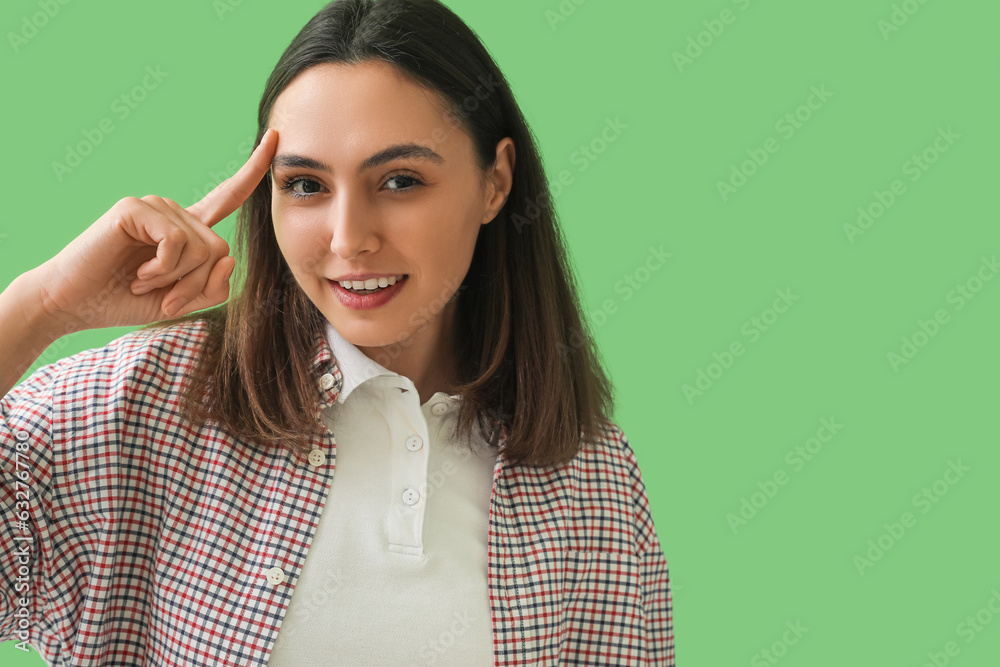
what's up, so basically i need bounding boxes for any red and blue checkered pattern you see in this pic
[1,319,674,665]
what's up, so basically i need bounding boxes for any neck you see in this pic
[360,298,460,405]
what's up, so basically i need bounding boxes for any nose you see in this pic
[327,186,379,260]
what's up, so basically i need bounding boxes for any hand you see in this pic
[31,128,278,334]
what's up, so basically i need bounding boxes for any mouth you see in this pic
[328,274,409,310]
[332,274,408,294]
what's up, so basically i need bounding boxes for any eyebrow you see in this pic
[271,143,445,173]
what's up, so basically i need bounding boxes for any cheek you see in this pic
[270,197,287,240]
[272,206,315,250]
[271,215,314,280]
[270,216,294,261]
[413,203,478,255]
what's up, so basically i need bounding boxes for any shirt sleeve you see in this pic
[0,359,62,649]
[618,427,676,666]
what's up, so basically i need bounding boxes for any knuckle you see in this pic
[109,198,138,229]
[162,197,185,214]
[211,236,231,256]
[115,196,142,214]
[166,226,186,243]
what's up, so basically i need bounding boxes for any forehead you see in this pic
[269,61,461,156]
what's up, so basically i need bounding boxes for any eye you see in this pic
[278,176,323,199]
[384,173,424,194]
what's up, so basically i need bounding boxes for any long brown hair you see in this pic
[144,0,615,467]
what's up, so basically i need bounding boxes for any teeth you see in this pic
[338,274,405,291]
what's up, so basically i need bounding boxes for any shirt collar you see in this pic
[304,329,506,587]
[307,321,500,436]
[322,320,410,405]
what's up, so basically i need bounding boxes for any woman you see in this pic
[0,0,673,664]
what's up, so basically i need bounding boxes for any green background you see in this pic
[2,0,998,664]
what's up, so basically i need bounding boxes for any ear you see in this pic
[481,137,516,225]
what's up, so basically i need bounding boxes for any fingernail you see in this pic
[134,283,152,295]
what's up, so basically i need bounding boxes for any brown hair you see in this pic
[143,0,615,467]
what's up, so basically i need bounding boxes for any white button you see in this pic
[405,435,423,452]
[307,449,326,467]
[266,566,286,585]
[402,488,420,506]
[431,401,448,416]
[319,373,335,390]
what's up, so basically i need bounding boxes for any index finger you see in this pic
[187,128,279,227]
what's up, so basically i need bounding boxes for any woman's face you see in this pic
[268,60,513,369]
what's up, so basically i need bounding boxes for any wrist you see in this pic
[15,265,75,344]
[0,266,69,396]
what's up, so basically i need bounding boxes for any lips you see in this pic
[329,274,409,311]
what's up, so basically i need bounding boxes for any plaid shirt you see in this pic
[1,319,674,665]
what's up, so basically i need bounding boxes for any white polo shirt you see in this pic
[265,321,497,666]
